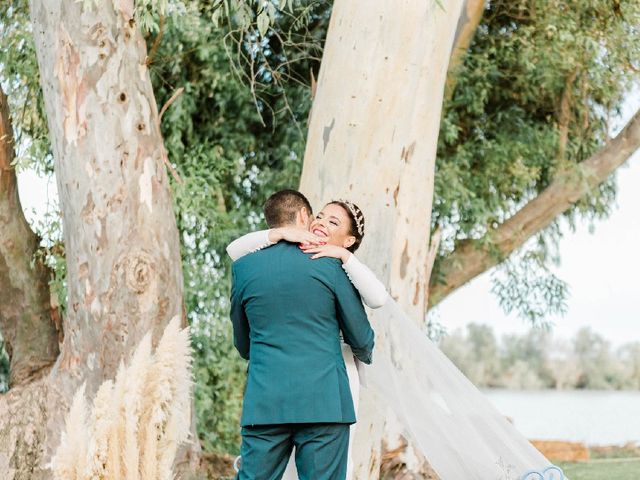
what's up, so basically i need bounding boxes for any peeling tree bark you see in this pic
[0,1,198,477]
[299,0,464,477]
[429,109,640,308]
[0,86,60,387]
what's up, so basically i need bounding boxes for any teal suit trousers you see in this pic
[237,423,349,480]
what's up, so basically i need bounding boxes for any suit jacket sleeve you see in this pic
[230,263,250,360]
[333,265,375,364]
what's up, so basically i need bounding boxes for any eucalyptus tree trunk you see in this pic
[299,0,464,477]
[0,87,60,388]
[0,1,197,477]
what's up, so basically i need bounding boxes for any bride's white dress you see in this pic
[227,231,563,480]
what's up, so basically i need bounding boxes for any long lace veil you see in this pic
[363,299,566,480]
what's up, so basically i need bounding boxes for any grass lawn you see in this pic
[559,458,640,480]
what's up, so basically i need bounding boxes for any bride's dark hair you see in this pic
[329,200,365,253]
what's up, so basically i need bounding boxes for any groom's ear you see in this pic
[305,207,313,222]
[297,207,311,228]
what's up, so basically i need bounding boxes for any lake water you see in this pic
[483,389,640,446]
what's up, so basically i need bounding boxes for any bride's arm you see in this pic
[341,254,389,309]
[226,227,323,261]
[227,230,389,308]
[225,230,274,261]
[301,244,389,309]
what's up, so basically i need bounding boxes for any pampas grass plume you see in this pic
[84,378,114,479]
[122,333,152,480]
[52,317,193,480]
[52,383,89,480]
[106,360,127,480]
[140,316,193,479]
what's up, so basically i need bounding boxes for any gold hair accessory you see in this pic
[338,199,364,237]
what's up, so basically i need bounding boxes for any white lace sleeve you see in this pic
[226,230,274,261]
[342,254,389,309]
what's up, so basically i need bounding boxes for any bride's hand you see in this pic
[301,244,351,263]
[269,226,324,245]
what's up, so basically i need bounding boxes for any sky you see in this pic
[16,95,640,348]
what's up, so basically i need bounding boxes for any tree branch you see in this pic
[0,86,60,387]
[145,14,165,66]
[429,108,640,307]
[444,0,487,102]
[557,70,578,164]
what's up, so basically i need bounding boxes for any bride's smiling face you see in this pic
[309,203,356,250]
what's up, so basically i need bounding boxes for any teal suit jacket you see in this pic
[230,242,375,427]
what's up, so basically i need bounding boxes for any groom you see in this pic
[230,189,375,480]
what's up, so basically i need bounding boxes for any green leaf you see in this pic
[211,8,222,27]
[257,10,269,37]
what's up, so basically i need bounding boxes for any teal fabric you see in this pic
[237,423,350,480]
[230,242,375,427]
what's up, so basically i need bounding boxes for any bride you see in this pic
[227,193,564,480]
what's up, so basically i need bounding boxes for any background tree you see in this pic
[440,324,640,391]
[439,324,503,387]
[618,342,640,389]
[430,0,640,315]
[0,85,60,388]
[0,0,197,477]
[573,327,625,389]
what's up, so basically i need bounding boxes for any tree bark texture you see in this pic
[429,108,640,307]
[299,0,464,477]
[0,86,60,387]
[0,1,196,477]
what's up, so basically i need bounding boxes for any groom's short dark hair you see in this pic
[263,189,313,228]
